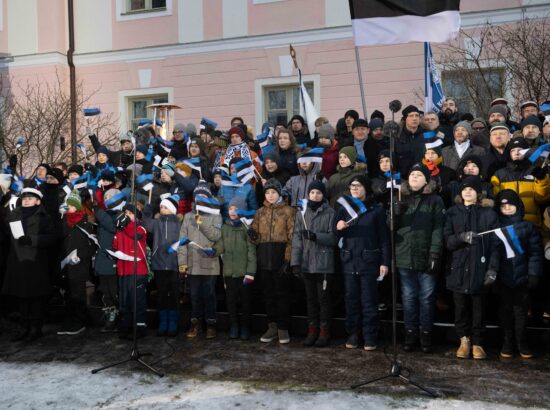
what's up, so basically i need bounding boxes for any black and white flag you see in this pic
[348,0,460,46]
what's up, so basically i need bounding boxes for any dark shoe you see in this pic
[420,330,432,353]
[518,344,534,359]
[100,307,118,333]
[345,333,358,349]
[206,320,217,339]
[186,318,201,338]
[315,325,330,348]
[25,327,43,343]
[260,322,278,343]
[165,310,178,337]
[302,325,319,347]
[403,329,418,352]
[11,327,30,342]
[229,324,239,339]
[240,327,251,341]
[500,336,514,359]
[157,310,168,337]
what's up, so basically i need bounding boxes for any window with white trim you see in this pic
[126,0,166,13]
[264,83,314,126]
[128,94,168,131]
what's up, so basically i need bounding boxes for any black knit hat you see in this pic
[307,180,326,197]
[136,144,148,155]
[264,178,282,195]
[402,105,420,118]
[507,137,530,153]
[520,115,542,131]
[97,146,110,156]
[349,174,372,195]
[68,164,84,176]
[408,163,431,182]
[495,189,522,209]
[458,155,483,178]
[101,170,116,184]
[460,175,482,194]
[46,167,64,184]
[352,119,369,129]
[378,149,391,162]
[289,114,306,127]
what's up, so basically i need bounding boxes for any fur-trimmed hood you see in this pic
[400,179,438,196]
[453,194,494,208]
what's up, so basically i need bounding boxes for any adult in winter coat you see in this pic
[283,159,321,207]
[3,188,55,342]
[213,196,257,340]
[394,164,445,353]
[491,137,550,228]
[289,114,315,147]
[441,121,486,172]
[334,175,390,351]
[444,175,500,360]
[178,182,222,339]
[248,178,296,344]
[482,123,512,180]
[275,128,300,177]
[494,189,543,359]
[327,146,367,208]
[57,191,96,336]
[394,105,427,175]
[317,124,339,180]
[290,180,337,347]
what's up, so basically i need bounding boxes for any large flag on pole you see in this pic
[348,0,461,46]
[424,42,446,114]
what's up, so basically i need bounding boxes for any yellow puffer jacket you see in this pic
[491,162,550,227]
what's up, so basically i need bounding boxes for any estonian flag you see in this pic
[494,225,524,259]
[195,196,221,215]
[236,209,256,226]
[297,199,308,218]
[233,159,256,183]
[221,171,243,187]
[384,171,401,189]
[136,173,154,192]
[168,236,191,254]
[527,142,550,164]
[297,148,324,164]
[69,173,89,190]
[348,0,461,46]
[423,130,444,150]
[424,42,446,114]
[337,195,368,221]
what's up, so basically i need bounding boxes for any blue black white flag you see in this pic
[494,225,524,259]
[337,195,368,221]
[424,42,446,114]
[297,148,324,164]
[195,196,221,215]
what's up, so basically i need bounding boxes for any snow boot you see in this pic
[302,324,318,347]
[100,307,118,333]
[402,329,418,352]
[420,330,432,353]
[315,324,330,348]
[456,336,471,359]
[186,318,201,338]
[166,310,178,338]
[472,345,487,360]
[206,320,217,339]
[157,310,168,337]
[229,323,239,339]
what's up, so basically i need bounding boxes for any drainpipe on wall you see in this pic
[67,0,77,163]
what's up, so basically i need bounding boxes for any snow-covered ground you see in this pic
[0,361,540,410]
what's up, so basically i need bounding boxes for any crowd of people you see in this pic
[0,96,549,361]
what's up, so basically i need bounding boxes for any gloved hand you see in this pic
[199,247,216,258]
[458,231,477,245]
[115,212,130,230]
[279,261,290,275]
[393,201,408,216]
[291,265,301,276]
[483,270,497,286]
[247,228,258,241]
[301,230,317,242]
[531,166,548,180]
[243,274,255,286]
[427,252,440,275]
[18,235,32,246]
[528,275,540,290]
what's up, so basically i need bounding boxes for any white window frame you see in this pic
[0,0,4,31]
[116,0,172,22]
[118,87,174,132]
[254,75,321,132]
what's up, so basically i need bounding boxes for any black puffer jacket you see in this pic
[496,199,543,288]
[444,197,500,294]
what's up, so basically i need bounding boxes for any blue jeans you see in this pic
[399,268,436,331]
[344,273,378,345]
[188,275,217,321]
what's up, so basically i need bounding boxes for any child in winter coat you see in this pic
[3,187,55,342]
[444,175,500,360]
[290,180,337,347]
[57,190,95,336]
[112,204,149,339]
[142,194,183,337]
[248,178,296,344]
[494,189,543,359]
[214,196,257,340]
[327,146,367,208]
[178,182,222,339]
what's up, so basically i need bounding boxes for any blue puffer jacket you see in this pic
[220,182,258,219]
[496,201,543,288]
[142,205,182,271]
[334,197,391,274]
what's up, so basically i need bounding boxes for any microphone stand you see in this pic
[92,134,164,377]
[351,105,436,397]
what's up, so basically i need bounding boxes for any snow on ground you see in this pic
[0,361,541,410]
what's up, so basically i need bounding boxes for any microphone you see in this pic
[389,100,402,113]
[382,120,400,138]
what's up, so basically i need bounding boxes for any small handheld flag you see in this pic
[527,142,550,164]
[297,148,324,164]
[82,108,101,117]
[236,209,256,226]
[423,131,444,150]
[136,173,154,192]
[75,143,87,159]
[494,225,525,259]
[337,195,368,223]
[384,172,401,189]
[168,236,191,254]
[15,137,25,150]
[221,171,243,187]
[424,42,445,114]
[195,196,221,215]
[233,159,256,183]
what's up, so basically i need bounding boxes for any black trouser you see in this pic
[497,284,528,345]
[453,292,487,345]
[302,273,333,327]
[225,277,251,328]
[66,268,89,326]
[259,269,291,330]
[19,297,44,329]
[98,275,118,308]
[118,275,147,330]
[155,270,180,310]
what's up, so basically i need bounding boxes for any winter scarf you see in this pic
[224,142,251,164]
[422,157,442,176]
[66,210,85,228]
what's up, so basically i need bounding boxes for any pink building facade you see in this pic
[0,0,548,135]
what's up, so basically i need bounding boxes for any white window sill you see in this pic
[116,0,172,22]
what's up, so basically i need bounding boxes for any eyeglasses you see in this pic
[472,126,485,131]
[349,183,363,189]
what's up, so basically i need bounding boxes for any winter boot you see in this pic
[157,310,168,337]
[229,322,239,339]
[420,330,432,353]
[500,334,514,359]
[278,329,290,344]
[240,326,251,341]
[456,336,471,359]
[302,324,319,347]
[345,333,359,349]
[402,329,418,352]
[100,307,118,333]
[518,344,534,359]
[166,310,179,337]
[206,320,217,339]
[260,322,278,343]
[472,345,487,360]
[186,318,201,338]
[315,324,330,348]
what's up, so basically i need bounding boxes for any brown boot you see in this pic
[472,345,487,360]
[206,320,217,339]
[186,318,201,338]
[456,336,471,359]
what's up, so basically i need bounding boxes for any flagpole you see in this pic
[424,42,429,113]
[354,46,368,119]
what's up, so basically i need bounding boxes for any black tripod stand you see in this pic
[351,100,435,397]
[92,132,164,377]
